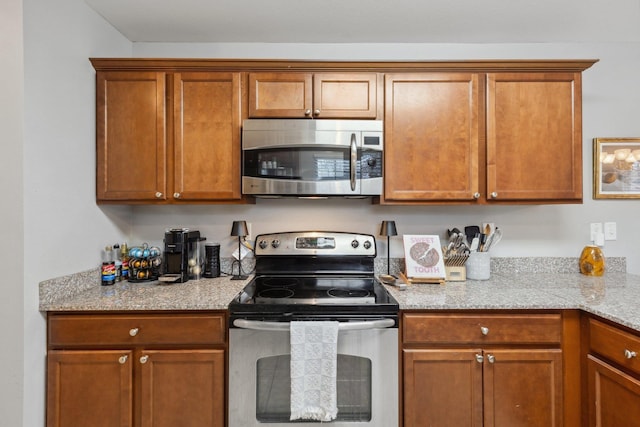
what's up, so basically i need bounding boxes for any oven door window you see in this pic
[256,354,372,422]
[244,147,372,181]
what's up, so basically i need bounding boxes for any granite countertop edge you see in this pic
[39,257,640,333]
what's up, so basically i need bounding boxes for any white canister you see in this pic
[466,252,491,280]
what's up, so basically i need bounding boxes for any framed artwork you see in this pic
[593,137,640,199]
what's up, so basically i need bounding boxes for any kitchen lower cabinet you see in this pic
[402,312,567,427]
[94,67,244,203]
[46,312,227,427]
[585,317,640,427]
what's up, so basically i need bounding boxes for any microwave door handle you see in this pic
[350,133,357,191]
[233,318,395,331]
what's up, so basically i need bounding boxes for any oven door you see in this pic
[229,320,398,427]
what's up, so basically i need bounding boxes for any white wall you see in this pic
[1,0,25,425]
[22,0,132,425]
[131,42,640,273]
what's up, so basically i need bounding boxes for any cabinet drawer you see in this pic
[590,318,640,376]
[48,313,226,347]
[403,313,562,345]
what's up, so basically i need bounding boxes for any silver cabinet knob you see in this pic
[140,355,149,364]
[480,326,489,335]
[487,354,495,364]
[304,109,312,116]
[625,349,637,359]
[314,109,321,116]
[118,355,128,364]
[173,192,181,198]
[475,354,484,363]
[155,192,163,198]
[473,192,481,199]
[490,192,498,198]
[129,328,139,337]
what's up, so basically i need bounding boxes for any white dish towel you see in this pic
[290,321,339,422]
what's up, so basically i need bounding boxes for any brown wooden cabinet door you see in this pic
[384,73,480,202]
[47,350,133,427]
[96,71,166,201]
[248,72,312,118]
[173,72,242,200]
[486,72,582,202]
[249,72,378,118]
[403,349,484,427]
[139,349,225,427]
[484,349,563,427]
[588,355,640,427]
[313,73,378,119]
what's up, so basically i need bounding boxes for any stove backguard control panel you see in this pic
[254,231,376,257]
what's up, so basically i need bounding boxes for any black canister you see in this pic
[204,243,221,278]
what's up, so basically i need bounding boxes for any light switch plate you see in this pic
[604,222,617,241]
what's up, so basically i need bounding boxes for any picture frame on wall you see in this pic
[593,137,640,199]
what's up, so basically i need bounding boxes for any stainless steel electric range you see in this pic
[228,231,399,427]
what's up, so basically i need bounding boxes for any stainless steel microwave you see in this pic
[242,119,383,197]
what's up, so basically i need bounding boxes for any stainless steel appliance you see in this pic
[242,119,383,197]
[228,231,399,427]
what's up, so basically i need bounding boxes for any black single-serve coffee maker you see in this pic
[159,228,202,283]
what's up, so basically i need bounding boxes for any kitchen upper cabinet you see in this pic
[46,312,227,427]
[96,71,166,202]
[402,312,567,427]
[173,72,242,201]
[486,72,583,202]
[248,72,379,119]
[383,73,480,202]
[586,317,640,427]
[383,65,591,204]
[95,70,244,203]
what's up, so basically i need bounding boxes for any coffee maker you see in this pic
[160,228,201,283]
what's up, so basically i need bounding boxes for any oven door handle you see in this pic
[233,318,395,331]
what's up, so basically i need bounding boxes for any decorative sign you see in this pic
[403,235,446,283]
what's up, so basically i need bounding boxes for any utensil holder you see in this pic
[466,252,491,280]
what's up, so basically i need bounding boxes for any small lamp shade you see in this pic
[380,220,397,237]
[230,220,248,237]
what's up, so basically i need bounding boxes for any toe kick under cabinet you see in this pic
[401,311,580,427]
[46,312,227,427]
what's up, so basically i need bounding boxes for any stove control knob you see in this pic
[363,240,372,250]
[351,239,359,248]
[271,239,280,248]
[259,240,268,249]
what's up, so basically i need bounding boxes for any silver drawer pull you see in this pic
[480,326,489,335]
[487,354,495,363]
[475,354,484,363]
[233,318,395,331]
[118,355,128,364]
[129,328,139,337]
[625,349,637,359]
[140,355,149,364]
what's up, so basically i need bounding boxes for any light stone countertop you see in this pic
[39,257,640,333]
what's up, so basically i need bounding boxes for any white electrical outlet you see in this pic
[590,222,603,242]
[604,222,617,241]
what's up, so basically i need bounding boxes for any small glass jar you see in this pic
[579,245,605,276]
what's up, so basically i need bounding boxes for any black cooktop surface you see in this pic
[228,274,399,319]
